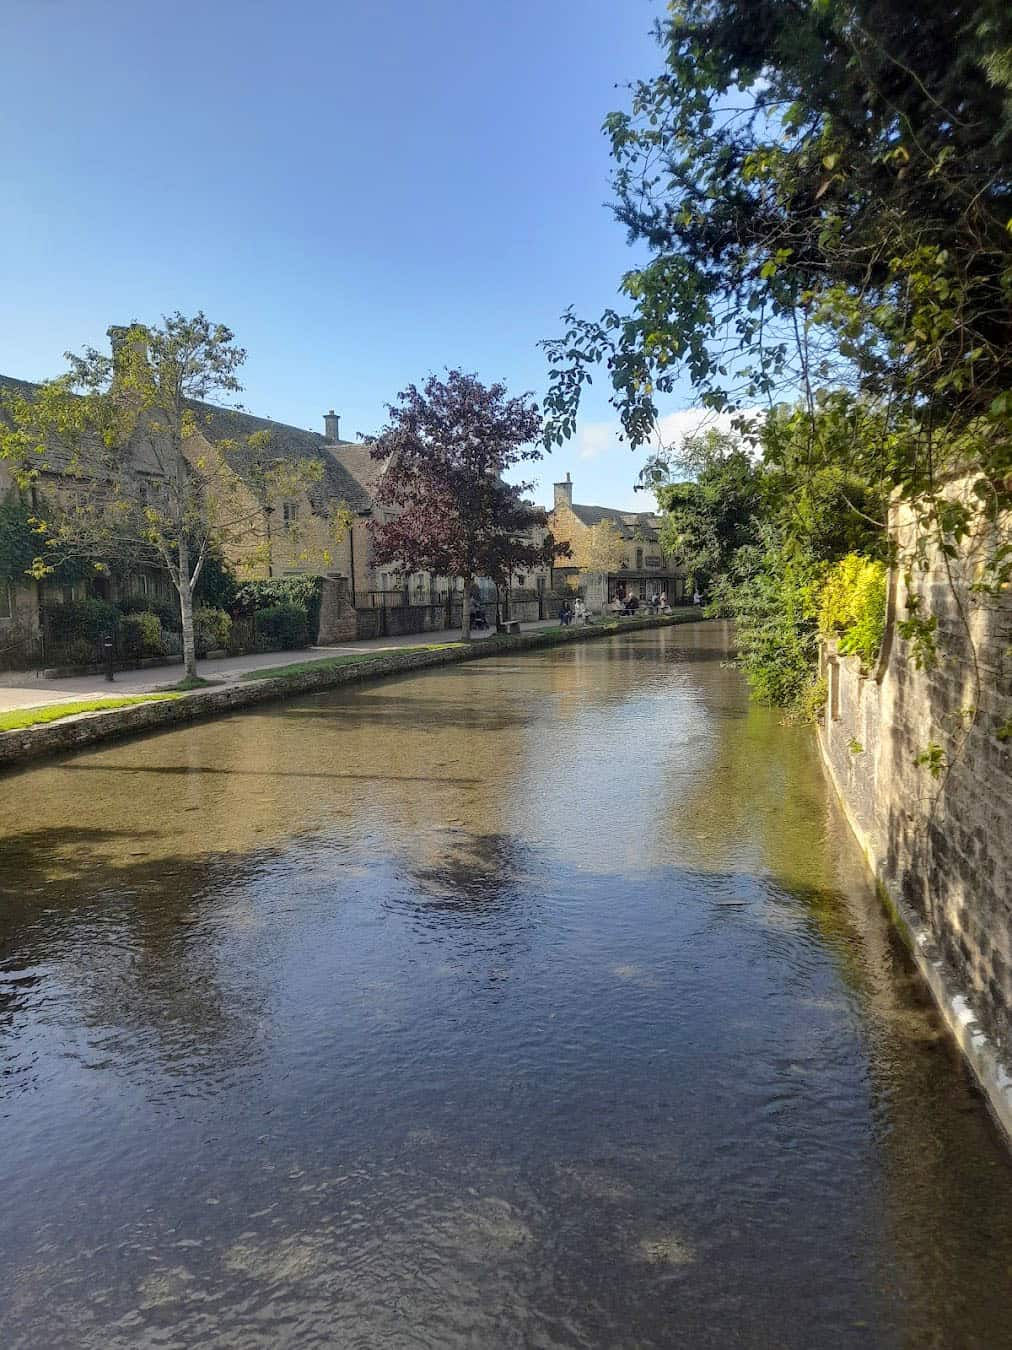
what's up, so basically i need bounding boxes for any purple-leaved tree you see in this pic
[369,371,568,639]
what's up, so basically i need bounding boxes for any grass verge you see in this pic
[0,693,179,733]
[240,643,463,683]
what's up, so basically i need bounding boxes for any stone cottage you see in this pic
[547,473,686,605]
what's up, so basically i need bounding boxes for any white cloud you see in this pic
[652,407,763,451]
[573,420,618,461]
[571,407,763,463]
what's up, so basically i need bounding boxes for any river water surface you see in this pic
[2,622,1011,1349]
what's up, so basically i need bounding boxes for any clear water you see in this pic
[1,622,1010,1349]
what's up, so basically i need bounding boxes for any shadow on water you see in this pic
[0,623,1011,1348]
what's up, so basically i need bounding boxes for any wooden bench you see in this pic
[499,619,522,635]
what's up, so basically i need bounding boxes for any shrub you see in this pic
[121,611,164,658]
[115,595,180,632]
[820,554,888,670]
[194,551,239,613]
[45,597,121,644]
[234,576,323,636]
[255,602,310,651]
[716,528,826,709]
[800,675,828,723]
[59,637,102,667]
[193,607,232,656]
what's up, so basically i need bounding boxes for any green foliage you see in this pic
[59,638,103,667]
[193,607,232,656]
[193,551,238,613]
[915,742,947,778]
[542,0,1012,474]
[0,490,94,585]
[848,738,864,755]
[115,595,180,633]
[819,555,888,668]
[651,431,764,590]
[253,603,310,651]
[800,675,828,723]
[234,575,323,635]
[0,492,41,581]
[715,526,826,707]
[896,592,939,670]
[120,611,164,658]
[45,597,121,643]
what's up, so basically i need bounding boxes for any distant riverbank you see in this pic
[0,612,704,772]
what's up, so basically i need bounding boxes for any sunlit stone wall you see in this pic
[819,481,1012,1065]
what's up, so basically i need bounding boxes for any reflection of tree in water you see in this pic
[407,830,535,914]
[0,825,274,1082]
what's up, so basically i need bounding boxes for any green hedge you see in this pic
[115,595,181,633]
[234,576,322,636]
[255,602,310,650]
[45,597,121,642]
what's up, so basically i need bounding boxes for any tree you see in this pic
[541,0,1011,716]
[543,0,1012,470]
[569,519,628,575]
[0,314,334,677]
[369,371,568,638]
[645,430,763,592]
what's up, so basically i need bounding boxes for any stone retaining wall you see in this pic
[818,481,1012,1138]
[0,614,699,772]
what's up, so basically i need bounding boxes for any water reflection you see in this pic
[1,622,1010,1349]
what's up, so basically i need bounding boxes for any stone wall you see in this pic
[0,578,41,671]
[315,575,357,644]
[818,481,1011,1132]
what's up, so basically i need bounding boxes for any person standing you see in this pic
[692,589,702,607]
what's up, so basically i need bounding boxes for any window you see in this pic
[635,548,643,570]
[517,575,526,587]
[645,555,661,568]
[282,501,299,528]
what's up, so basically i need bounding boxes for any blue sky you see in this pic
[1,0,706,510]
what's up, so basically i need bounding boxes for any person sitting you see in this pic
[624,593,639,616]
[559,601,572,626]
[659,590,668,612]
[573,597,588,625]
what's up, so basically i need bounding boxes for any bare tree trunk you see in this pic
[177,533,197,679]
[460,577,472,640]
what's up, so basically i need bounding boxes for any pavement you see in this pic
[0,618,561,714]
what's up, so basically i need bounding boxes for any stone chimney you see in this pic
[323,409,341,442]
[553,472,573,510]
[107,323,149,381]
[108,322,148,360]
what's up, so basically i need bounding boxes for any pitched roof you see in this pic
[0,374,375,515]
[567,502,664,542]
[322,440,387,506]
[191,402,373,514]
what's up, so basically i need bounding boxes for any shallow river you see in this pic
[2,623,1011,1349]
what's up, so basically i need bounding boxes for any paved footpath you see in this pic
[0,619,560,714]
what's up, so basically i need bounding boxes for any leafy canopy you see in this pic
[369,371,569,604]
[542,0,1012,496]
